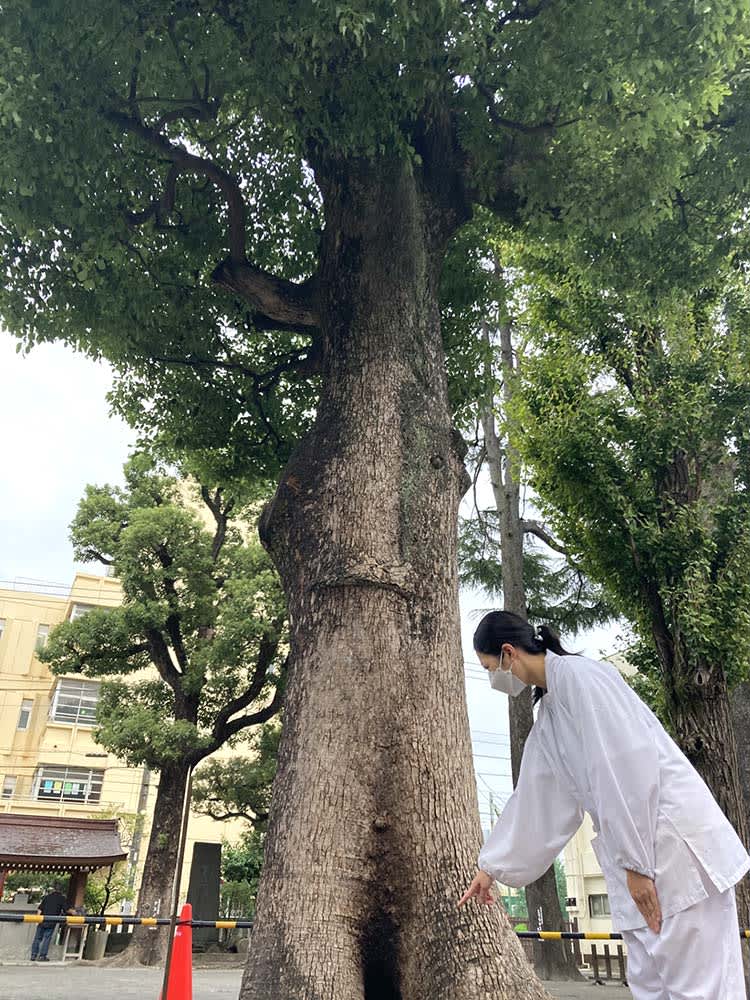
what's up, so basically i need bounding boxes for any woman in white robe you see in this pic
[459,611,750,1000]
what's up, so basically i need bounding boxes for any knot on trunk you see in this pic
[694,667,711,689]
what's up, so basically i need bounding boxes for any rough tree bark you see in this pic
[644,448,750,930]
[659,641,750,929]
[130,762,191,965]
[480,321,582,981]
[731,681,750,936]
[731,682,750,836]
[240,151,552,999]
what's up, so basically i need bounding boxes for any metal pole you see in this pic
[158,767,194,1000]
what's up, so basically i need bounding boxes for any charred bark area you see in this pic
[362,911,402,1000]
[240,150,552,999]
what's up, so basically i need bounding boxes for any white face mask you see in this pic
[488,653,528,698]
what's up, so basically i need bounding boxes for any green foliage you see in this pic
[220,879,257,921]
[193,723,280,827]
[0,0,748,482]
[40,454,287,771]
[221,827,266,916]
[84,864,135,916]
[509,236,750,693]
[553,858,568,917]
[459,509,613,635]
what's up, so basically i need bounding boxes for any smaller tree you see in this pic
[42,455,286,965]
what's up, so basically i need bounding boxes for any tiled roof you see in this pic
[0,814,127,871]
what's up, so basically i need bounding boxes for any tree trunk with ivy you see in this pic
[646,448,750,930]
[654,628,750,928]
[239,153,551,1000]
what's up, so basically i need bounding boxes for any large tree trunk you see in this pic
[731,682,750,934]
[481,322,582,982]
[129,762,190,966]
[240,156,551,999]
[648,449,750,933]
[731,682,750,836]
[661,652,750,929]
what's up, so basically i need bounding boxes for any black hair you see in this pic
[473,610,574,704]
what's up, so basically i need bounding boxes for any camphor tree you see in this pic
[1,3,749,996]
[41,455,286,964]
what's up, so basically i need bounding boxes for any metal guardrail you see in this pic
[0,913,251,929]
[3,913,750,939]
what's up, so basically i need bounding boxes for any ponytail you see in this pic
[473,611,576,704]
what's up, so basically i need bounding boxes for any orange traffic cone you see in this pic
[159,903,193,1000]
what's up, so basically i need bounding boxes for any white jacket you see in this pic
[478,652,750,931]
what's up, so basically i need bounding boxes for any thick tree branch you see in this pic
[107,108,320,330]
[211,633,284,741]
[200,486,234,562]
[219,683,285,742]
[84,548,114,566]
[211,259,319,331]
[521,518,570,556]
[108,110,245,252]
[153,544,189,672]
[143,341,322,387]
[475,82,580,135]
[204,643,286,759]
[199,804,268,823]
[145,627,183,688]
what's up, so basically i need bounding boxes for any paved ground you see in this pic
[0,964,633,999]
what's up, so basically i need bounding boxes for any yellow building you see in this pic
[0,573,247,911]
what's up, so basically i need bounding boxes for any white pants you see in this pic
[623,888,746,1000]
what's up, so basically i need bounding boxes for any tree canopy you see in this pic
[41,455,287,770]
[514,259,750,693]
[1,2,748,477]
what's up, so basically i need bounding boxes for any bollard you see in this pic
[590,944,604,985]
[617,944,627,984]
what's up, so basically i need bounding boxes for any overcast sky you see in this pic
[0,328,619,830]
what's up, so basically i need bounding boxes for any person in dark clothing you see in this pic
[30,883,73,961]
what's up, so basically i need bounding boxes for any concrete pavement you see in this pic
[0,963,633,999]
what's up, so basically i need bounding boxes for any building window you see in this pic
[0,618,5,641]
[34,765,104,804]
[35,624,50,652]
[70,603,96,621]
[50,678,100,726]
[17,698,34,731]
[588,893,611,918]
[1,776,17,799]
